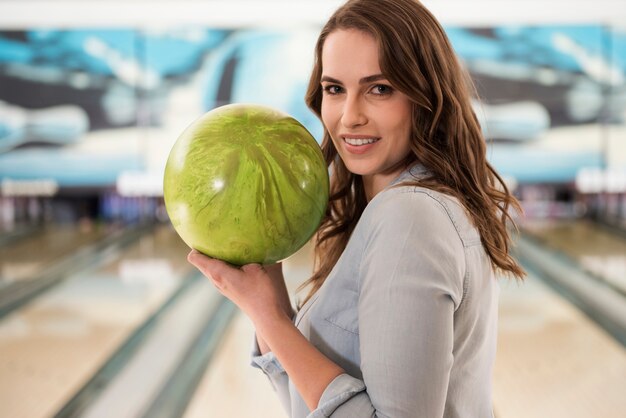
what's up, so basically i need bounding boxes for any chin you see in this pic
[343,159,377,177]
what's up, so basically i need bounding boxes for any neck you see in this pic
[362,169,404,202]
[361,159,419,201]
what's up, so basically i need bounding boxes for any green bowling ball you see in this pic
[163,103,329,265]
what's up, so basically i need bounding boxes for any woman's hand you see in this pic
[188,251,344,411]
[187,250,294,323]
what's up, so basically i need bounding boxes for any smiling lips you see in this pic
[341,134,380,154]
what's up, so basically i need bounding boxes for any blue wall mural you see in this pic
[0,25,624,187]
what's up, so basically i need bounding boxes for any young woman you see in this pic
[188,0,525,416]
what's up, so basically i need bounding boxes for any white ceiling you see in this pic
[0,0,624,28]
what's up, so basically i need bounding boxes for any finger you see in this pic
[241,263,265,275]
[188,250,242,283]
[263,262,283,277]
[187,250,210,272]
[207,274,226,292]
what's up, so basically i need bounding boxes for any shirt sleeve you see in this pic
[308,190,466,417]
[250,335,292,414]
[250,311,298,416]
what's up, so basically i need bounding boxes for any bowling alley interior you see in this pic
[1,1,626,417]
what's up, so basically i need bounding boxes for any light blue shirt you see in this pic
[251,164,499,417]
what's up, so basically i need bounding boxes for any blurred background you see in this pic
[0,1,625,417]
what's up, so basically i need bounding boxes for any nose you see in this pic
[341,95,367,128]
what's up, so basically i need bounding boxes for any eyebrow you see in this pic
[320,74,386,84]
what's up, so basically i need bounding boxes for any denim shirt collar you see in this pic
[386,161,430,189]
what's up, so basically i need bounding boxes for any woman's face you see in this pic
[320,29,413,190]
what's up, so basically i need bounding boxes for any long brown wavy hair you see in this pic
[298,0,525,308]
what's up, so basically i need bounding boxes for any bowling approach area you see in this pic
[0,191,625,418]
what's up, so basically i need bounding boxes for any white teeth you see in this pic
[343,137,379,146]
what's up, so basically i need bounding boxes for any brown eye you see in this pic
[370,84,393,95]
[323,85,343,95]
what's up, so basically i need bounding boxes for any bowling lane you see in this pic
[185,238,626,418]
[183,242,313,418]
[494,270,626,418]
[0,224,194,418]
[0,222,40,248]
[0,222,118,288]
[522,218,626,294]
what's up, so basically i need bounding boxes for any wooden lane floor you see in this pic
[184,311,287,418]
[522,218,626,294]
[183,243,315,418]
[0,222,40,247]
[184,242,626,418]
[494,271,626,418]
[0,222,119,289]
[0,224,193,418]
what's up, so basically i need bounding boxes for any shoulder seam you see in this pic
[397,188,471,307]
[395,188,466,246]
